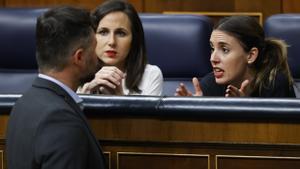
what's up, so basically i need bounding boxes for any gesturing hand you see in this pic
[175,77,203,96]
[225,79,250,97]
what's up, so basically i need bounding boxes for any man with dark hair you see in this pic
[6,6,106,169]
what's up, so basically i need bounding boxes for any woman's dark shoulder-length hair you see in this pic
[92,0,147,93]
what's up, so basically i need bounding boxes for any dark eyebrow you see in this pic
[210,41,230,47]
[218,41,230,46]
[115,27,129,32]
[96,27,107,32]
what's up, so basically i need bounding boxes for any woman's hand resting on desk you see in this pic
[175,77,203,96]
[78,66,125,95]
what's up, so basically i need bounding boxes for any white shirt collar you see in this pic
[38,74,83,104]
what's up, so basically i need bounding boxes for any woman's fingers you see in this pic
[192,77,203,96]
[226,80,249,97]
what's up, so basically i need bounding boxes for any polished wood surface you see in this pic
[1,0,140,10]
[89,116,300,169]
[0,115,8,140]
[87,117,300,144]
[0,151,3,169]
[3,0,105,9]
[144,0,235,13]
[2,111,300,169]
[234,0,281,21]
[118,152,209,169]
[164,11,263,25]
[0,116,8,169]
[1,0,300,23]
[216,155,300,169]
[127,0,143,12]
[282,0,300,13]
[0,140,5,169]
[1,1,300,168]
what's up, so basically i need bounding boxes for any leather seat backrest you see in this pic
[0,8,47,94]
[140,14,213,96]
[264,14,300,97]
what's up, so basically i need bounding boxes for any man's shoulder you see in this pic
[14,86,69,114]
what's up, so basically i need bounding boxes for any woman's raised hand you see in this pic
[175,77,203,96]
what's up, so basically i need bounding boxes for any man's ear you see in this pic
[247,47,259,64]
[72,48,84,66]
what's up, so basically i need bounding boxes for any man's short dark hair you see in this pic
[36,6,95,72]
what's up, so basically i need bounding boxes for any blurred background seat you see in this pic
[264,14,300,97]
[140,14,213,96]
[0,8,47,94]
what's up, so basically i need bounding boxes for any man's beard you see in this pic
[79,73,95,86]
[79,58,103,86]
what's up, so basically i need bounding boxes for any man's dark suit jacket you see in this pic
[6,77,106,169]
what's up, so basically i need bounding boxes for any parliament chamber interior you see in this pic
[1,0,300,169]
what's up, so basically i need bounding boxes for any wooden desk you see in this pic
[1,95,300,169]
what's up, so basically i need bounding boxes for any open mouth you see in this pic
[213,67,224,78]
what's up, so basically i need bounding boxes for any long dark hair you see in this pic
[92,0,147,93]
[214,16,293,93]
